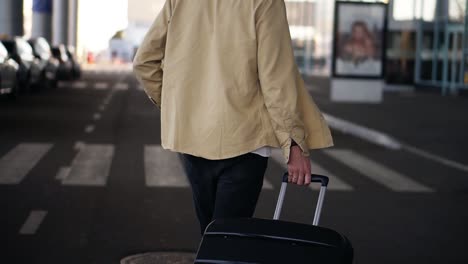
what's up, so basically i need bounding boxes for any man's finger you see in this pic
[288,168,294,182]
[304,173,311,185]
[297,173,305,185]
[292,172,298,183]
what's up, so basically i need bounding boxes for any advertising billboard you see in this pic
[332,1,387,78]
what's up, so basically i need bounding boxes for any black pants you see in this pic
[178,152,269,235]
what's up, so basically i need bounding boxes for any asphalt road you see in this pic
[1,67,467,264]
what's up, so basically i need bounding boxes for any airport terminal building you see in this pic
[287,0,467,95]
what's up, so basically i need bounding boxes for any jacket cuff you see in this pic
[282,134,310,164]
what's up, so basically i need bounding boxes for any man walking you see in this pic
[133,0,333,235]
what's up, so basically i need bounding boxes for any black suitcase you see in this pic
[194,173,353,264]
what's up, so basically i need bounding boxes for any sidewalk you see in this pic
[304,76,468,167]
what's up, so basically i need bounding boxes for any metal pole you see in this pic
[442,26,450,95]
[415,19,423,84]
[458,0,468,89]
[304,0,312,75]
[451,32,458,95]
[68,0,78,48]
[32,0,53,41]
[52,0,69,45]
[432,0,441,82]
[0,0,24,36]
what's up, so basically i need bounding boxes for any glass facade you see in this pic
[287,0,467,86]
[285,0,388,76]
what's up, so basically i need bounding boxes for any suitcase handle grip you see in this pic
[274,173,329,226]
[281,173,329,187]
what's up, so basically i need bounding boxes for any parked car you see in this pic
[28,37,59,89]
[0,42,19,99]
[1,37,43,93]
[51,45,73,81]
[65,46,81,80]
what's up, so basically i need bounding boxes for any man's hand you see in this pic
[287,145,311,185]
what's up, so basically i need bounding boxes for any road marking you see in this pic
[104,94,114,102]
[84,125,95,133]
[98,105,106,111]
[270,149,352,191]
[74,141,86,151]
[402,144,468,173]
[19,210,47,235]
[0,143,53,184]
[72,81,87,89]
[62,144,114,186]
[323,112,468,173]
[94,82,109,90]
[309,161,353,191]
[323,113,401,150]
[144,145,189,187]
[55,166,71,180]
[93,113,101,120]
[323,149,433,192]
[262,179,273,190]
[0,87,12,94]
[57,81,68,88]
[144,146,274,189]
[103,94,114,103]
[114,83,129,91]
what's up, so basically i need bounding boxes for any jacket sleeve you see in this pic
[255,0,310,163]
[132,0,172,109]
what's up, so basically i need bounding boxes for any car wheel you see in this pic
[31,73,45,92]
[48,78,58,89]
[20,73,32,94]
[7,82,20,100]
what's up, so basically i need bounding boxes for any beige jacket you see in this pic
[133,0,333,163]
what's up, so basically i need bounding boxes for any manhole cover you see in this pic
[121,252,196,264]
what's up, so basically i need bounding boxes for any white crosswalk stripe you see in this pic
[0,142,436,192]
[93,113,102,120]
[55,167,71,180]
[309,161,354,191]
[0,143,53,184]
[19,210,47,235]
[114,82,129,91]
[94,82,109,90]
[144,145,274,189]
[144,145,189,187]
[262,178,274,190]
[84,124,95,133]
[323,149,433,192]
[269,149,353,191]
[61,144,114,186]
[71,81,87,89]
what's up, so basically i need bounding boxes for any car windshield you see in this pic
[16,38,33,55]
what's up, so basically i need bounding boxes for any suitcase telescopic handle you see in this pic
[273,173,329,226]
[281,173,329,186]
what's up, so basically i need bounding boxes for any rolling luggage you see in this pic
[194,173,353,264]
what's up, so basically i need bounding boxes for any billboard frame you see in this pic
[331,1,388,79]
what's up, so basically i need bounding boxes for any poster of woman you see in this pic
[332,2,387,78]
